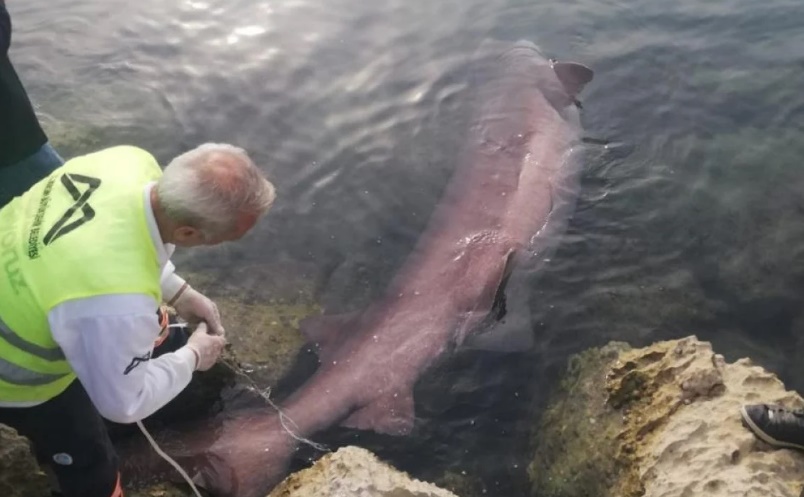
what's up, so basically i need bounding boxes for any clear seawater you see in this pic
[11,0,804,494]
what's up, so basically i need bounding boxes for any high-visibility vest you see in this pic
[0,145,163,402]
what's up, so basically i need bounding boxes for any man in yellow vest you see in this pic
[0,142,276,497]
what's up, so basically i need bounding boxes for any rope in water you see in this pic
[136,420,204,497]
[217,358,330,453]
[165,321,328,451]
[136,332,329,495]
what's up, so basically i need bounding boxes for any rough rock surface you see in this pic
[529,336,804,497]
[268,446,459,497]
[181,260,322,390]
[0,424,50,497]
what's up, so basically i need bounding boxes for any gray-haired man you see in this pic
[0,143,276,497]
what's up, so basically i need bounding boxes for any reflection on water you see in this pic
[10,0,804,494]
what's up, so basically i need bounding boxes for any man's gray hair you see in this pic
[156,143,276,236]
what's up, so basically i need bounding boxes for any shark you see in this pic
[118,38,594,497]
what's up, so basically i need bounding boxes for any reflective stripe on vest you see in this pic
[0,357,68,386]
[0,315,65,362]
[0,315,67,386]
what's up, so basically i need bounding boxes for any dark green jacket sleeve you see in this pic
[0,3,10,56]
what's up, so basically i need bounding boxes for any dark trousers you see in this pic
[0,379,122,497]
[0,325,189,497]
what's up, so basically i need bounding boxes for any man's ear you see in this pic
[173,226,205,245]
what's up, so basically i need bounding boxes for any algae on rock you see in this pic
[432,469,487,497]
[180,261,323,390]
[529,336,804,497]
[528,341,635,497]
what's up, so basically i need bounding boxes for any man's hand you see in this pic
[185,323,226,371]
[173,286,225,336]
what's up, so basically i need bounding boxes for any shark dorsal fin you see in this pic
[553,62,594,98]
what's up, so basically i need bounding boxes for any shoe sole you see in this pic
[740,406,804,451]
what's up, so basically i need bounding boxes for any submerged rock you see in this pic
[180,260,323,391]
[0,425,49,497]
[268,446,459,497]
[529,336,804,497]
[431,469,487,497]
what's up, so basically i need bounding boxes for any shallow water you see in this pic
[10,0,804,494]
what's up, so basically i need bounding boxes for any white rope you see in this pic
[135,358,328,496]
[218,358,330,453]
[168,319,326,450]
[137,319,328,494]
[136,420,204,497]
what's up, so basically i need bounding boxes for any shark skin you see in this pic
[118,39,593,497]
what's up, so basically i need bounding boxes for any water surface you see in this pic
[10,0,804,494]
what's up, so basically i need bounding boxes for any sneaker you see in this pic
[740,404,804,450]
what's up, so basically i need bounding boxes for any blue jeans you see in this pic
[0,142,64,208]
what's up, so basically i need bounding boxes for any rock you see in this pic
[40,119,104,160]
[38,81,186,163]
[125,482,190,497]
[527,341,631,497]
[431,469,486,497]
[268,446,459,497]
[0,424,50,497]
[179,260,323,391]
[529,336,804,497]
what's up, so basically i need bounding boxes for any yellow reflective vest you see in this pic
[0,145,163,402]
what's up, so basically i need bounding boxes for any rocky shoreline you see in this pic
[3,336,804,497]
[529,336,804,497]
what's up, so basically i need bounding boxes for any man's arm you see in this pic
[161,260,187,304]
[49,294,198,424]
[0,2,11,56]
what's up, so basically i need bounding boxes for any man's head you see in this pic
[153,143,276,247]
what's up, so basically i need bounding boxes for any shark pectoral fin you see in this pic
[298,311,358,359]
[341,389,415,436]
[553,62,594,98]
[464,268,535,353]
[454,249,518,347]
[191,472,207,490]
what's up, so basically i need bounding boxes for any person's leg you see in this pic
[0,142,65,207]
[0,380,122,497]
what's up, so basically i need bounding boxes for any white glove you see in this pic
[184,323,227,371]
[173,286,225,336]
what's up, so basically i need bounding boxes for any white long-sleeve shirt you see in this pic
[0,183,197,423]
